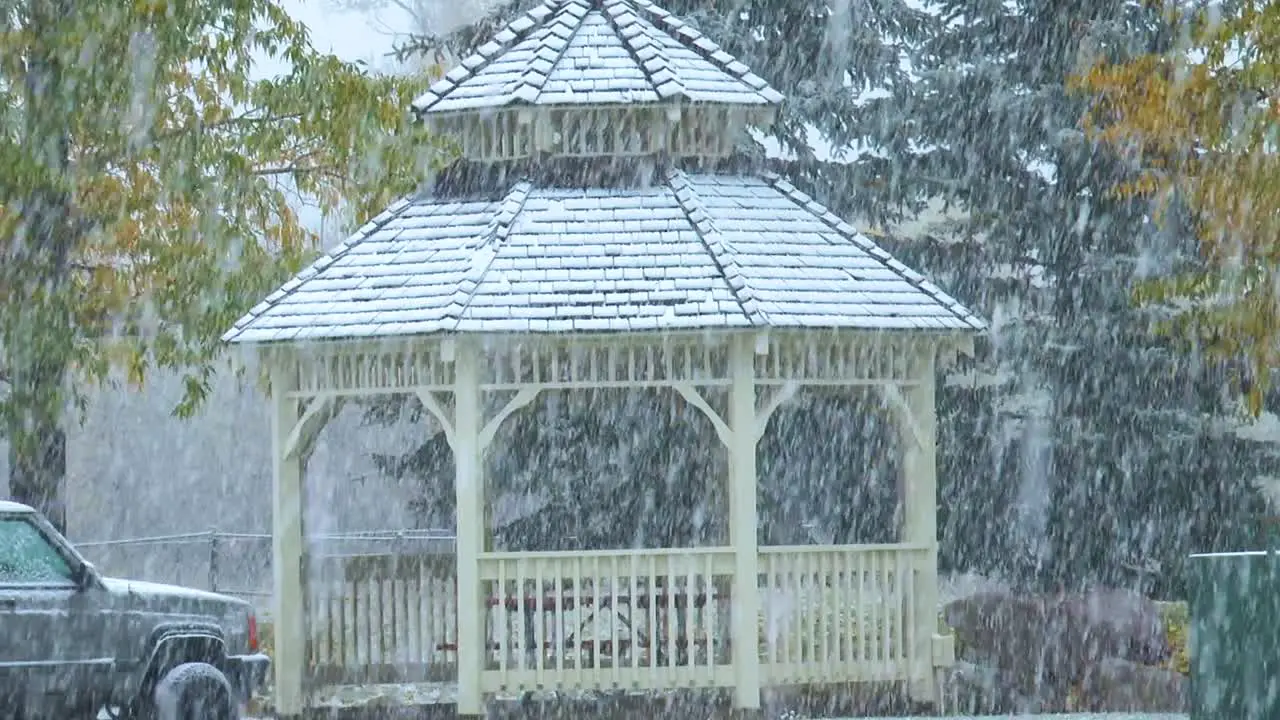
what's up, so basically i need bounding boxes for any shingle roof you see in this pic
[411,0,783,114]
[223,171,985,343]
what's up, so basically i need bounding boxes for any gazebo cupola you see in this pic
[411,0,782,163]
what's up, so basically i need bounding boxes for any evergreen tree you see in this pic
[368,0,1273,596]
[891,0,1271,595]
[370,0,934,551]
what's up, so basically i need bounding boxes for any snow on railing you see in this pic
[476,548,736,693]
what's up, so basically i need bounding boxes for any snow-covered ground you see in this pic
[96,704,1190,719]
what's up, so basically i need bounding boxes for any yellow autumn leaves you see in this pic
[1074,0,1280,413]
[0,0,444,414]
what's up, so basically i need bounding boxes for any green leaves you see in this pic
[0,0,447,412]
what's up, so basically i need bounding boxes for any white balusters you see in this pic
[757,545,929,684]
[610,554,621,686]
[300,544,929,697]
[304,554,458,686]
[472,549,733,693]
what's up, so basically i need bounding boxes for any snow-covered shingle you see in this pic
[411,0,783,115]
[222,172,986,343]
[224,0,984,346]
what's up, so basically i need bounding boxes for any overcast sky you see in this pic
[273,0,496,73]
[262,1,490,239]
[277,1,403,72]
[265,0,501,238]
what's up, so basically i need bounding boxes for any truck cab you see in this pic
[0,500,270,719]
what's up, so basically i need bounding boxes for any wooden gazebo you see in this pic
[224,0,985,716]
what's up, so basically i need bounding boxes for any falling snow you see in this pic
[1,0,1277,718]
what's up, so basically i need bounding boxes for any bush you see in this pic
[1156,601,1190,675]
[934,600,1190,677]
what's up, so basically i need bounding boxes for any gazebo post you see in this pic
[896,346,940,704]
[728,333,762,710]
[452,339,486,718]
[270,361,307,719]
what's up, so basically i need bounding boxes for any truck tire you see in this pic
[151,662,239,720]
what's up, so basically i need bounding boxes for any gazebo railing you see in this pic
[307,552,459,685]
[477,548,736,692]
[303,543,933,693]
[759,544,931,684]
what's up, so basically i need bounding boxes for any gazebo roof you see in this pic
[223,169,985,344]
[223,0,985,346]
[411,0,783,115]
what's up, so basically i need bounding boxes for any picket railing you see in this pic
[476,548,736,693]
[299,542,934,696]
[307,552,459,685]
[759,543,931,684]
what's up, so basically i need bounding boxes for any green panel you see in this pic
[1188,551,1280,719]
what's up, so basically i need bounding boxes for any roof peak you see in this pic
[411,0,782,116]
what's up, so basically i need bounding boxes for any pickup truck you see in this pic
[0,500,270,719]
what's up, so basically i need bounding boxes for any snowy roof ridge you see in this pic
[444,180,534,330]
[504,2,589,104]
[628,0,780,100]
[411,0,564,113]
[665,168,766,325]
[601,0,683,100]
[221,196,416,343]
[763,173,988,331]
[410,0,780,114]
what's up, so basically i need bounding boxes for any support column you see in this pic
[270,363,306,718]
[453,340,485,717]
[898,349,940,704]
[729,334,761,710]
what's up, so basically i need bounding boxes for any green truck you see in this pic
[0,500,270,719]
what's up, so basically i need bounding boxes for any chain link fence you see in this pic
[73,528,456,612]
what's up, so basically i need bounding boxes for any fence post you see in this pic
[208,527,220,593]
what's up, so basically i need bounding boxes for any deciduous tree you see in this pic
[1076,0,1280,414]
[0,0,440,531]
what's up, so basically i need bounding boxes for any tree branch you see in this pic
[85,111,312,173]
[155,111,308,145]
[251,163,342,178]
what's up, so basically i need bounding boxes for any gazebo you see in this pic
[223,0,985,716]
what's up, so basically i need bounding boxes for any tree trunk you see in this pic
[2,0,78,535]
[8,423,67,532]
[4,186,75,534]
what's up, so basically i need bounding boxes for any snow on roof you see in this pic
[223,170,985,344]
[411,0,782,114]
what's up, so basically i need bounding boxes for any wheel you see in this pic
[151,663,238,720]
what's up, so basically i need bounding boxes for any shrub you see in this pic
[1156,601,1190,675]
